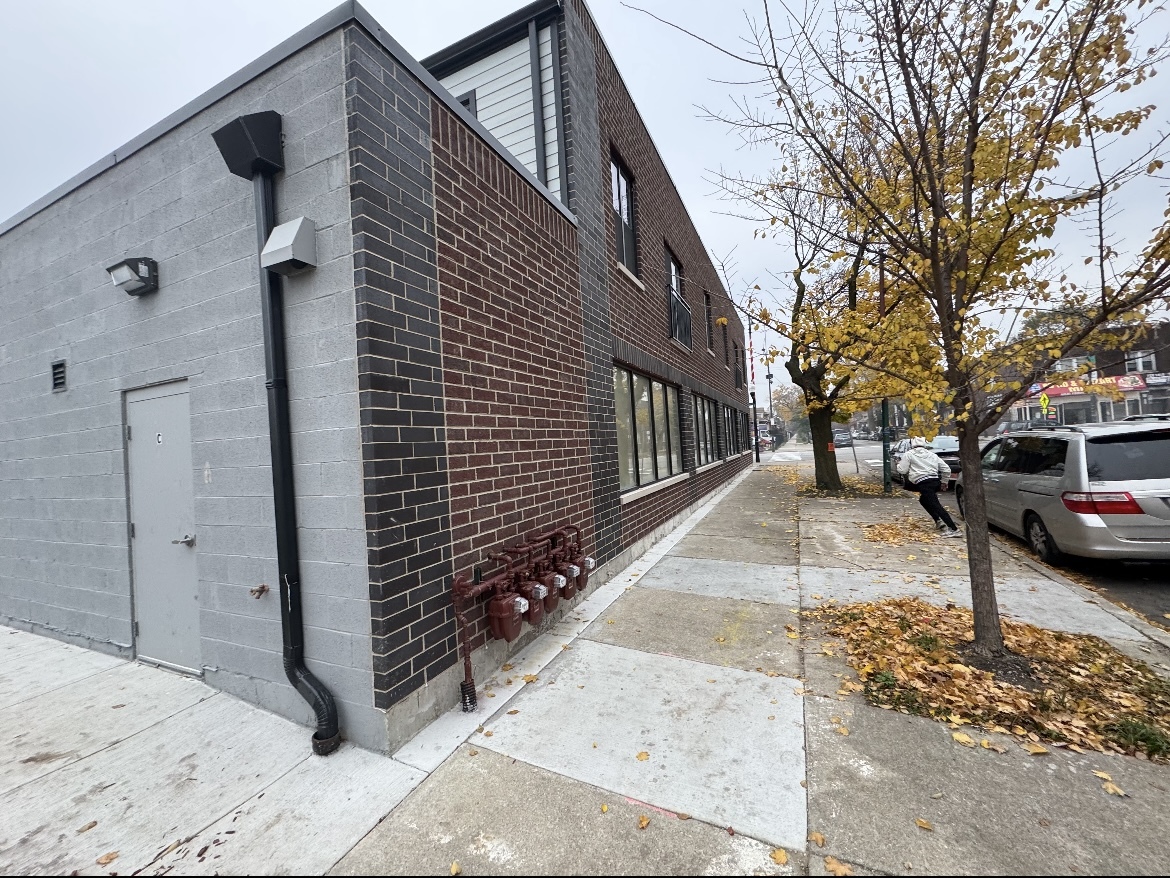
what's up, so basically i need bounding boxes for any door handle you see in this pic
[171,534,196,547]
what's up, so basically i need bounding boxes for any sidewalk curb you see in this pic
[994,537,1170,652]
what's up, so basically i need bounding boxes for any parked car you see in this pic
[833,430,853,448]
[954,421,1170,563]
[888,436,962,488]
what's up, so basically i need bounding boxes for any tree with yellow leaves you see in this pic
[692,0,1170,656]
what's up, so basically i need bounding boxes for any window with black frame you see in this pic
[694,395,721,465]
[614,365,683,491]
[704,292,715,351]
[666,252,691,348]
[611,158,637,275]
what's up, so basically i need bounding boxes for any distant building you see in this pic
[1011,322,1170,423]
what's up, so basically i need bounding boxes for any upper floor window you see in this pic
[611,158,637,275]
[1052,355,1094,377]
[1126,350,1156,373]
[667,252,691,348]
[733,341,744,388]
[704,292,715,351]
[614,365,683,491]
[722,322,730,367]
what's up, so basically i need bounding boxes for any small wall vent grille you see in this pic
[51,360,66,392]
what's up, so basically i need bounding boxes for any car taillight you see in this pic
[1061,491,1145,515]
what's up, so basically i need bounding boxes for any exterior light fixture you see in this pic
[106,257,159,295]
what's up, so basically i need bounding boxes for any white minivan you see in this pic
[954,418,1170,563]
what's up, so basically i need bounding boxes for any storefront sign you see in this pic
[1145,372,1170,386]
[1028,374,1146,397]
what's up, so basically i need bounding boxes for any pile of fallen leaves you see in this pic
[809,597,1170,762]
[859,514,939,546]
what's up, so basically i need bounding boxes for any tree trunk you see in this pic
[956,425,1005,655]
[808,407,843,491]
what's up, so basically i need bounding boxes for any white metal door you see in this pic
[126,381,201,673]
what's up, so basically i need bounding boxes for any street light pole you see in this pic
[766,372,774,422]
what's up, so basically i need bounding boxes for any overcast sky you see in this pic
[0,0,788,402]
[3,1,1165,408]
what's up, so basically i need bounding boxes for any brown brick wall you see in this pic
[568,1,753,553]
[571,1,749,398]
[432,101,595,650]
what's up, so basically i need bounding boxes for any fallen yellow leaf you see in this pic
[907,555,917,561]
[771,849,789,865]
[677,813,691,820]
[1021,742,1048,755]
[96,852,119,867]
[468,749,478,756]
[1092,770,1112,781]
[606,619,616,625]
[915,818,933,831]
[836,726,850,736]
[715,636,726,643]
[638,814,651,830]
[501,663,513,671]
[601,804,609,813]
[786,631,800,639]
[824,855,853,876]
[450,862,461,876]
[507,709,519,715]
[77,821,97,834]
[808,830,827,847]
[522,674,538,683]
[636,751,650,761]
[952,732,976,747]
[1103,781,1127,797]
[768,715,776,721]
[483,730,493,737]
[980,739,1007,753]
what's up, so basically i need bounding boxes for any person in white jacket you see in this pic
[897,437,961,537]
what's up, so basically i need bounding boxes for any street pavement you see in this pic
[3,459,1169,875]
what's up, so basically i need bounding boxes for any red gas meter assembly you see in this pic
[451,524,595,712]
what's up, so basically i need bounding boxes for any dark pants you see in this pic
[908,478,956,530]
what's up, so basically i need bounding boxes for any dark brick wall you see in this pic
[565,1,752,552]
[344,26,457,711]
[562,8,625,566]
[432,99,594,654]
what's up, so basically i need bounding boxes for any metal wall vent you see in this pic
[51,360,66,392]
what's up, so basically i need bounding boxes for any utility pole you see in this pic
[879,254,892,493]
[766,372,774,422]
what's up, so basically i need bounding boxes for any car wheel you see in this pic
[1025,514,1064,566]
[955,487,965,519]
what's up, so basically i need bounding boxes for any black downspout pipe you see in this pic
[212,112,340,756]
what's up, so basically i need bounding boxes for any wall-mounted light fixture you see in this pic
[106,257,159,296]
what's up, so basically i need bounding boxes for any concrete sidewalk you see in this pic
[3,463,1169,875]
[333,465,1170,875]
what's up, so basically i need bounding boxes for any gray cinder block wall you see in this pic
[0,30,387,750]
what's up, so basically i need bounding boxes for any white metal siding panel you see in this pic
[539,25,561,201]
[440,39,537,176]
[439,28,563,202]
